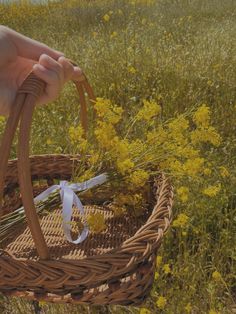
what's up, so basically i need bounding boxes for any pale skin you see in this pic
[0,25,82,116]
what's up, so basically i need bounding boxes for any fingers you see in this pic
[32,54,83,106]
[57,57,83,82]
[57,56,74,82]
[32,54,63,102]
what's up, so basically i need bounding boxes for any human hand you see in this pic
[0,25,82,116]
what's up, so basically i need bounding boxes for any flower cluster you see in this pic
[68,99,225,232]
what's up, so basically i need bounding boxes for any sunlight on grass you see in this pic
[0,0,235,313]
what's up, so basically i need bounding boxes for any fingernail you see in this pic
[33,64,45,71]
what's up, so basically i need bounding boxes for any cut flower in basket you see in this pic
[67,98,222,232]
[0,97,222,240]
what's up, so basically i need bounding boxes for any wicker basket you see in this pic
[0,67,173,305]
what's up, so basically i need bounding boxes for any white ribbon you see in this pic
[33,173,108,244]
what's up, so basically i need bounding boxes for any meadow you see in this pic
[0,0,235,313]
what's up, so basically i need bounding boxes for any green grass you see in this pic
[0,0,235,313]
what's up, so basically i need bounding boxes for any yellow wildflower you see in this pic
[203,168,212,176]
[68,125,84,143]
[129,139,147,156]
[177,186,189,203]
[87,213,106,233]
[69,125,87,152]
[183,157,204,176]
[128,66,136,74]
[139,308,151,314]
[136,99,161,121]
[173,213,189,228]
[111,139,129,160]
[193,104,211,127]
[209,310,220,314]
[203,184,221,197]
[162,263,171,274]
[117,159,134,175]
[46,138,53,145]
[185,303,192,313]
[94,98,123,125]
[89,152,100,165]
[147,127,168,144]
[110,204,126,217]
[127,169,149,188]
[94,98,111,117]
[191,127,221,147]
[95,122,117,149]
[219,166,229,178]
[131,193,144,207]
[178,146,199,159]
[156,255,162,267]
[154,272,159,280]
[168,115,189,132]
[156,296,167,309]
[103,14,110,22]
[111,31,118,38]
[106,106,123,125]
[212,271,222,282]
[168,158,183,174]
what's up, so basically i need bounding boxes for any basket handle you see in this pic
[0,63,95,259]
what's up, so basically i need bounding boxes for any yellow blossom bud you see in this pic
[219,166,229,178]
[103,14,110,22]
[156,296,167,309]
[156,255,162,267]
[111,31,118,38]
[128,169,149,188]
[117,159,134,175]
[162,263,171,274]
[202,184,221,197]
[173,213,189,228]
[185,303,192,313]
[136,99,161,121]
[128,66,136,74]
[87,213,106,233]
[154,272,159,280]
[212,271,222,282]
[177,186,189,203]
[203,168,212,176]
[193,104,211,128]
[140,308,151,314]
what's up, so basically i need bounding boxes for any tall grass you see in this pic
[0,0,235,313]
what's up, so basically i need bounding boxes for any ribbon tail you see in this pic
[61,187,74,243]
[71,193,89,244]
[70,173,108,192]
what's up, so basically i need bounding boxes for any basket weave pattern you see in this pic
[0,70,173,305]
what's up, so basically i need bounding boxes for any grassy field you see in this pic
[0,0,235,313]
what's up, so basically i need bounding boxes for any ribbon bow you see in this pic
[34,173,108,244]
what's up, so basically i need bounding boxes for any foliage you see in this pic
[0,0,235,313]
